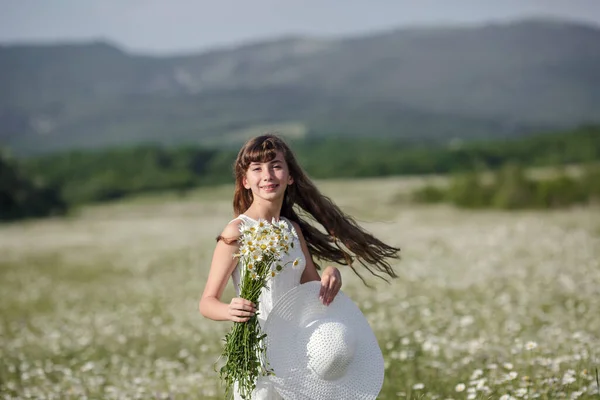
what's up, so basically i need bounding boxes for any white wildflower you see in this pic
[250,250,263,263]
[570,390,583,399]
[515,388,528,397]
[277,219,289,231]
[80,362,94,372]
[562,369,576,385]
[525,341,538,350]
[460,315,475,327]
[470,368,483,380]
[471,378,486,389]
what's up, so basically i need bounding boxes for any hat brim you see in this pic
[264,281,384,400]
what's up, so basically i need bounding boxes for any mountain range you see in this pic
[1,19,600,155]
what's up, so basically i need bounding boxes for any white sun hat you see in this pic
[263,281,384,400]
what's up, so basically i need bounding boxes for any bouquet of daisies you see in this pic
[219,217,299,400]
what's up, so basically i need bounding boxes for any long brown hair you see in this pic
[231,134,400,283]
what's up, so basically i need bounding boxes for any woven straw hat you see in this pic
[263,281,384,400]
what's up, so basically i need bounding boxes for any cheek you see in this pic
[244,172,261,188]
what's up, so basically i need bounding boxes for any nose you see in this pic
[262,168,274,181]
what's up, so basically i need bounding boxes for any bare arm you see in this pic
[294,222,342,306]
[199,220,256,322]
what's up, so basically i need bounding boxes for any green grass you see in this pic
[1,177,599,399]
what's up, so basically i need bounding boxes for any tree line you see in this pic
[412,163,600,209]
[1,125,599,221]
[0,149,67,221]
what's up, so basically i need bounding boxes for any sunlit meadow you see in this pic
[1,177,599,399]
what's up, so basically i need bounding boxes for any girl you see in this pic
[199,134,400,399]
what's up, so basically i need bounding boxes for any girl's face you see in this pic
[243,151,293,201]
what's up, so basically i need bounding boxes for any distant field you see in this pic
[1,177,599,399]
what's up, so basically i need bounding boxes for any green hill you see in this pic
[2,19,600,155]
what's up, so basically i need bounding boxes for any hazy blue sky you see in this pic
[1,0,599,54]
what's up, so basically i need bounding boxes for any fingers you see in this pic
[228,298,256,322]
[232,298,255,311]
[320,267,342,306]
[230,313,253,323]
[319,273,329,304]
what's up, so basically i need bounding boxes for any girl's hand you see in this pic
[228,298,256,322]
[319,266,342,306]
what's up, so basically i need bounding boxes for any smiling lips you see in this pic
[261,184,279,192]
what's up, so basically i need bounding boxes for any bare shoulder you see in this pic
[224,218,243,233]
[219,218,243,242]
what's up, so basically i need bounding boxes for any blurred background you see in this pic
[1,0,599,216]
[1,2,600,399]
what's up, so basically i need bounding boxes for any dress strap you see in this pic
[228,214,253,226]
[233,214,292,225]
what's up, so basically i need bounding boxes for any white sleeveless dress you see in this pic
[231,214,307,400]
